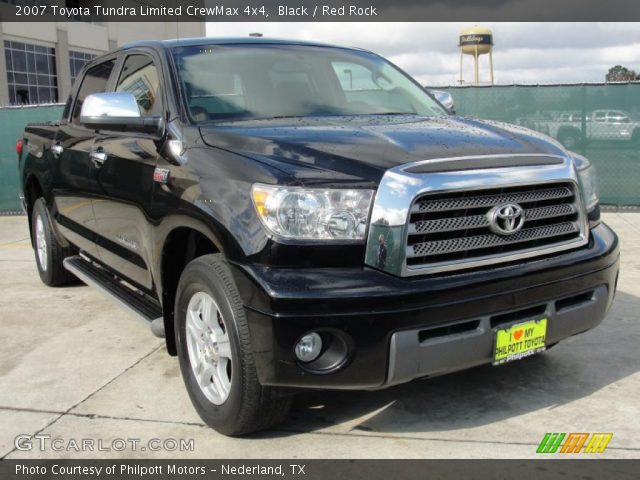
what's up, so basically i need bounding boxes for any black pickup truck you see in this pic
[18,37,619,435]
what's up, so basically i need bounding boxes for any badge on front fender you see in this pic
[153,167,170,184]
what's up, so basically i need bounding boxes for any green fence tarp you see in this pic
[1,85,639,213]
[0,105,64,213]
[439,83,640,206]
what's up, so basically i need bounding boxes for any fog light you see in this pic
[294,332,322,362]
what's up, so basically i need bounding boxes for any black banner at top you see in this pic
[0,0,640,22]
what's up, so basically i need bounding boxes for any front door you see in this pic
[91,53,163,291]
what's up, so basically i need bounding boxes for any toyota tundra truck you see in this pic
[18,38,619,435]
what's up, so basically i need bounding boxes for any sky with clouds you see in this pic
[205,22,640,86]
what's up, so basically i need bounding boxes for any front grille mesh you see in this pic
[406,182,583,269]
[412,186,573,213]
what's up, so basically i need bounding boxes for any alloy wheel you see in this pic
[185,291,232,405]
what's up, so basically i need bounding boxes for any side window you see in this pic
[72,60,115,122]
[594,112,606,122]
[607,113,629,123]
[116,54,162,116]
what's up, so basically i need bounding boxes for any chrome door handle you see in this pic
[51,144,63,156]
[90,151,107,168]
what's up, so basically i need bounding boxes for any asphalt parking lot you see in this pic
[0,213,639,459]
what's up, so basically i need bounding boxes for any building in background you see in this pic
[0,2,204,106]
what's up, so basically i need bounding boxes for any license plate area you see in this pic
[493,318,547,365]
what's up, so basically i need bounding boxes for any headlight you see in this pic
[251,184,374,240]
[573,154,599,211]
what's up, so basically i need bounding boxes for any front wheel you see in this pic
[175,254,292,436]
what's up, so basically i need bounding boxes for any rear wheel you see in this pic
[175,254,292,435]
[32,198,76,286]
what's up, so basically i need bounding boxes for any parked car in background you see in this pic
[543,109,640,148]
[18,37,619,436]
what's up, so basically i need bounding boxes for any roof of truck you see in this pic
[122,37,363,51]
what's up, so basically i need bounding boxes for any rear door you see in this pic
[91,52,164,291]
[51,59,117,259]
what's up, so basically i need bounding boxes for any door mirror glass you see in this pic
[80,92,162,135]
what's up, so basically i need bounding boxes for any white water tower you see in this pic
[459,26,494,85]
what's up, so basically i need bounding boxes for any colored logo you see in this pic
[153,167,171,184]
[488,203,525,235]
[536,432,613,454]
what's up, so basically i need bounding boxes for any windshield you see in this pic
[171,44,446,123]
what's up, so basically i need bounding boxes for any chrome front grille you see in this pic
[412,186,574,213]
[406,182,584,271]
[409,203,577,235]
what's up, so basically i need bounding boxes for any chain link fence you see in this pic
[436,83,640,206]
[1,85,639,213]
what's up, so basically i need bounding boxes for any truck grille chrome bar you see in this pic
[411,186,573,213]
[409,221,579,258]
[409,203,577,235]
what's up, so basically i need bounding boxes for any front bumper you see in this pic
[230,223,619,390]
[387,283,609,386]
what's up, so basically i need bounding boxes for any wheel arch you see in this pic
[155,216,232,355]
[23,174,44,245]
[556,126,583,148]
[556,125,581,138]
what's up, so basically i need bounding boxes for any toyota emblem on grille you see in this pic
[488,203,525,235]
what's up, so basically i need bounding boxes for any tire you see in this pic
[558,130,580,149]
[175,254,292,436]
[31,198,77,286]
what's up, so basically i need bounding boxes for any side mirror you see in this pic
[80,92,163,135]
[429,89,456,114]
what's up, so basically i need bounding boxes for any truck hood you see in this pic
[199,115,567,185]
